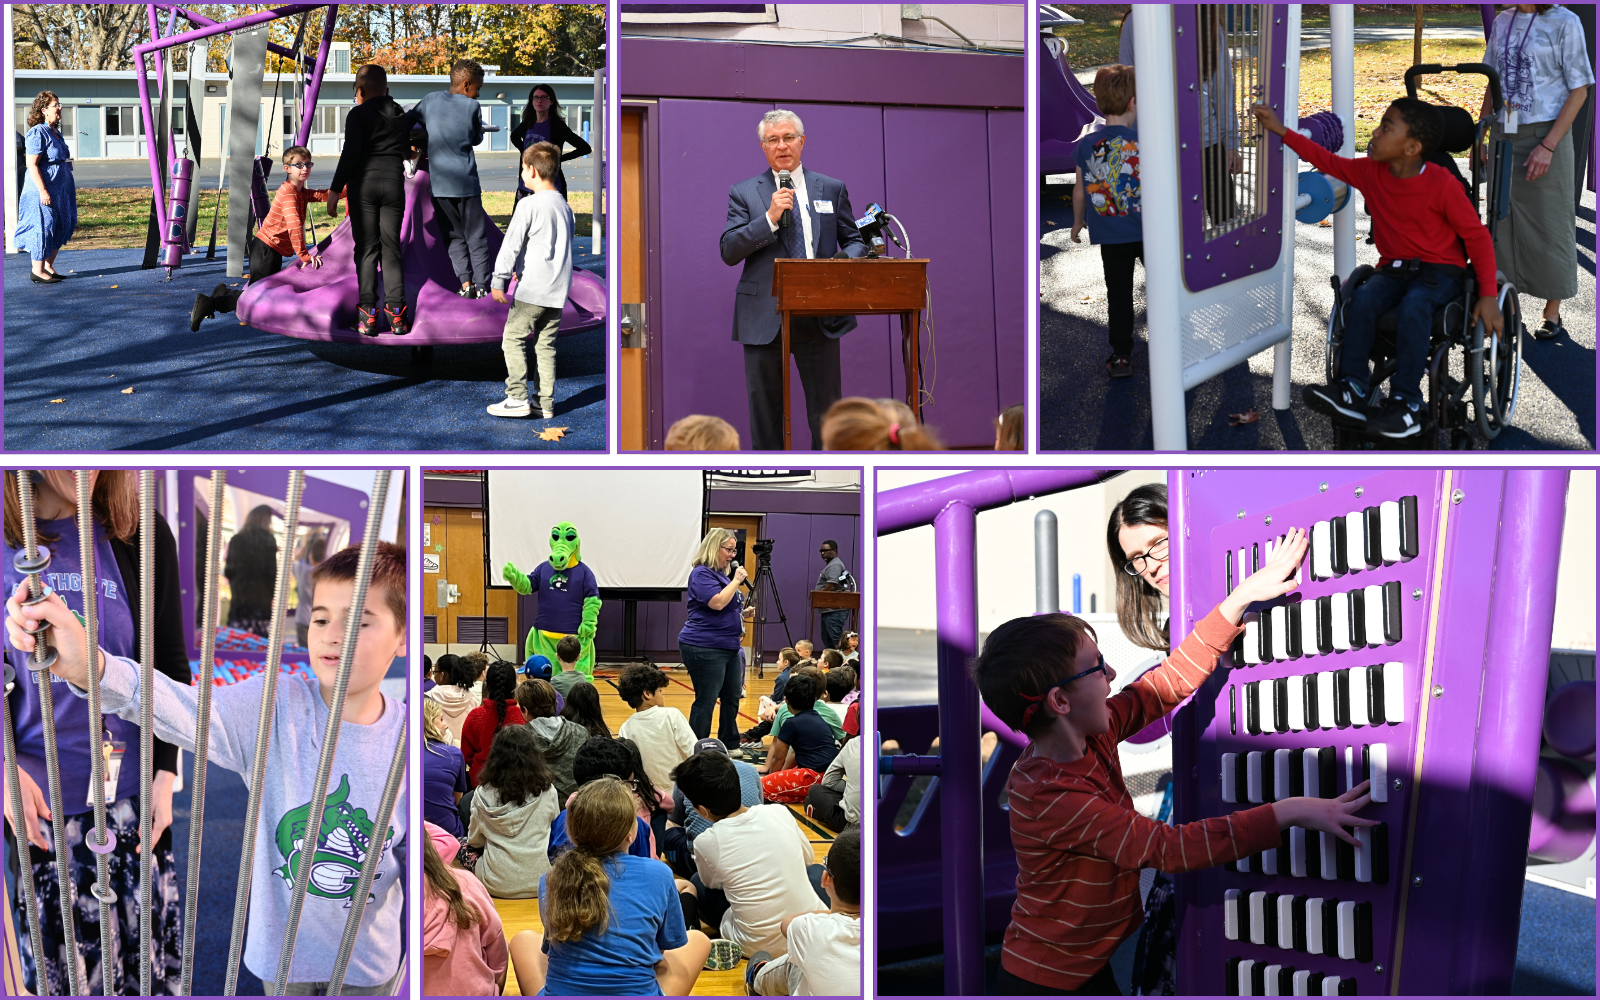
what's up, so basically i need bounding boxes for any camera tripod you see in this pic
[746,547,791,678]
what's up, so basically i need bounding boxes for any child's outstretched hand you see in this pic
[1273,780,1381,846]
[1250,103,1287,137]
[5,581,100,690]
[491,288,508,304]
[1219,525,1308,624]
[1473,295,1505,338]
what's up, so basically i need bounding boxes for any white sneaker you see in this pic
[488,397,532,418]
[541,408,555,419]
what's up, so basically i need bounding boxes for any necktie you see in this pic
[780,193,807,259]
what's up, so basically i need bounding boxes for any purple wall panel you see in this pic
[988,110,1027,413]
[884,106,999,447]
[657,97,776,445]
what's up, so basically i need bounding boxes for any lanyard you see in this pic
[1503,11,1540,110]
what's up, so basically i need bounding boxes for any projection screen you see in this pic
[486,470,705,589]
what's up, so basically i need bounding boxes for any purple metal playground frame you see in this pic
[132,4,338,266]
[878,467,1566,996]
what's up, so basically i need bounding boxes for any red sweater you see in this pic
[460,701,525,787]
[1001,608,1282,991]
[1282,128,1497,295]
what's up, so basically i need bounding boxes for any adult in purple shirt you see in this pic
[422,699,469,839]
[3,470,189,995]
[677,529,756,744]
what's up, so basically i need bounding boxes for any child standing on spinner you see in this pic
[411,59,492,299]
[972,527,1380,994]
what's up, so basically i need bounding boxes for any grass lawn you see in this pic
[66,187,593,251]
[1297,38,1491,152]
[1053,4,1486,72]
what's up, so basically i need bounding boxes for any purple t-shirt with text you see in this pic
[677,564,744,650]
[532,560,598,634]
[5,518,141,813]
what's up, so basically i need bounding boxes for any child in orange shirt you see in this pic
[972,527,1378,994]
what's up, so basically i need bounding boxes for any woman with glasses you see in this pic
[678,528,757,744]
[188,145,339,330]
[510,84,591,205]
[16,91,77,285]
[1106,483,1174,651]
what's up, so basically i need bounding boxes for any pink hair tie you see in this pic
[888,423,902,447]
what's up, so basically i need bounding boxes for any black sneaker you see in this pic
[386,303,411,336]
[1106,354,1132,378]
[1369,397,1425,438]
[357,306,379,337]
[189,292,213,332]
[1304,381,1370,421]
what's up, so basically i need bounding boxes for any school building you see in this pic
[13,55,595,161]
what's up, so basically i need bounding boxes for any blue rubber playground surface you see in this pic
[3,247,606,452]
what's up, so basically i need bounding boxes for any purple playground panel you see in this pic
[235,168,606,344]
[1169,468,1566,996]
[1038,47,1101,175]
[625,38,1024,449]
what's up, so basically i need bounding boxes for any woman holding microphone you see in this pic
[678,528,756,745]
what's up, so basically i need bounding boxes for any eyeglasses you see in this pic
[720,542,739,552]
[1017,655,1111,729]
[762,133,802,147]
[1122,536,1169,577]
[532,93,553,100]
[286,161,314,170]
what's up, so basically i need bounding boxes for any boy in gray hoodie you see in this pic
[487,141,574,420]
[8,543,409,994]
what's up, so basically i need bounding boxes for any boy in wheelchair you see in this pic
[1252,99,1504,439]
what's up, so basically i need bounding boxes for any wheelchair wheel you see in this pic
[1470,282,1522,440]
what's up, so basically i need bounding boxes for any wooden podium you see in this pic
[772,257,929,450]
[810,590,860,648]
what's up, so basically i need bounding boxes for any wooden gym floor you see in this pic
[491,661,837,997]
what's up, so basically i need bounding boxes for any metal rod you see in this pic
[177,471,226,996]
[223,472,305,996]
[274,470,391,992]
[1034,510,1059,615]
[136,471,155,998]
[150,4,299,59]
[326,714,407,996]
[295,5,340,149]
[2,661,49,994]
[15,471,83,997]
[75,472,118,996]
[877,469,1108,535]
[935,499,982,996]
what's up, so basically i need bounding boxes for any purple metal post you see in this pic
[1454,469,1568,993]
[877,469,1109,535]
[295,6,340,149]
[134,3,328,254]
[934,497,983,997]
[152,5,299,59]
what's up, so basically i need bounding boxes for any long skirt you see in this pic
[1491,119,1579,300]
[8,796,184,995]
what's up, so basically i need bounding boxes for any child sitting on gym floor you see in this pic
[551,635,586,698]
[487,141,575,420]
[9,542,410,993]
[1070,65,1144,380]
[970,527,1380,995]
[760,675,840,803]
[745,826,861,996]
[410,59,491,299]
[330,63,418,336]
[616,662,699,797]
[509,777,716,996]
[423,822,508,996]
[1252,99,1504,439]
[189,144,338,330]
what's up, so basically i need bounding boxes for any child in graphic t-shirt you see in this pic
[1071,64,1144,380]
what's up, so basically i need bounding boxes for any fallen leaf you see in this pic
[50,398,65,404]
[110,284,118,288]
[538,426,570,442]
[1229,409,1260,426]
[121,387,135,394]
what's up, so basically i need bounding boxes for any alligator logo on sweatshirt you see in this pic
[273,774,395,903]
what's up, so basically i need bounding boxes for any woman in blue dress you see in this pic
[509,83,592,206]
[16,91,77,285]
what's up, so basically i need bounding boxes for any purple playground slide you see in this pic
[236,167,606,345]
[1039,44,1101,175]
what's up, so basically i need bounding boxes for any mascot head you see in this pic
[549,522,581,570]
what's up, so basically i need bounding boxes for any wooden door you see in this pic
[423,506,518,651]
[708,514,761,659]
[620,107,648,450]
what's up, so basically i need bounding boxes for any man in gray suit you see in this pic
[720,109,867,450]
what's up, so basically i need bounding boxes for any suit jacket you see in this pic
[720,167,867,346]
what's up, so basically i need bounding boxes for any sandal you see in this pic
[1532,316,1563,341]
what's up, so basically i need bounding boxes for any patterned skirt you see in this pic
[12,796,183,996]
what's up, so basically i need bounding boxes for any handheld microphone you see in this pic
[777,169,794,230]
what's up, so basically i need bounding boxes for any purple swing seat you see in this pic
[1039,45,1103,176]
[236,166,606,345]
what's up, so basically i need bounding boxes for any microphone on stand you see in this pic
[777,169,794,231]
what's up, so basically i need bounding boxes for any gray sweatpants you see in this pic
[501,299,563,413]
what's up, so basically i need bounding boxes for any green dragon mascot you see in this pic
[504,521,601,679]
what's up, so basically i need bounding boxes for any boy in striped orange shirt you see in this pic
[972,527,1378,995]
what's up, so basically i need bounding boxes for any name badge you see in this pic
[813,200,834,214]
[88,741,126,807]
